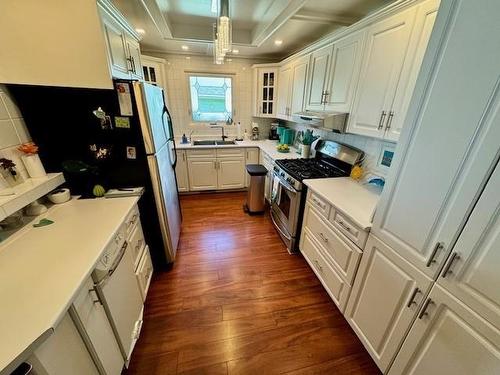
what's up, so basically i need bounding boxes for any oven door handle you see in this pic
[270,209,292,241]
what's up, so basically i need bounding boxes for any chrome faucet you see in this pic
[210,125,228,141]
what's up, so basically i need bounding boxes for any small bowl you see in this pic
[48,188,71,204]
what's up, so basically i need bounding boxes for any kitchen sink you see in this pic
[192,140,217,146]
[192,140,237,146]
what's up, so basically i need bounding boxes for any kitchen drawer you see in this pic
[187,148,217,158]
[135,246,153,301]
[303,204,362,284]
[301,231,351,312]
[129,222,146,270]
[309,192,330,218]
[329,209,368,249]
[216,147,244,158]
[125,205,140,237]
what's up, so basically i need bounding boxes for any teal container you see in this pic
[277,126,286,142]
[283,129,295,145]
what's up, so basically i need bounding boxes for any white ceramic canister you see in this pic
[301,145,311,159]
[22,154,46,178]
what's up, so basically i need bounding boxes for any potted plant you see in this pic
[0,158,23,186]
[18,142,46,178]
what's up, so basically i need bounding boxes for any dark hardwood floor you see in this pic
[125,192,380,375]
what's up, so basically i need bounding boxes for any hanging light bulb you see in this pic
[212,0,231,64]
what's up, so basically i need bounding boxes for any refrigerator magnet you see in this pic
[116,82,133,116]
[115,116,131,129]
[126,146,137,160]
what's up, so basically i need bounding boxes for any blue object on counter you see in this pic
[181,133,188,144]
[368,178,385,187]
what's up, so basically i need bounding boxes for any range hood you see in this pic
[292,111,349,133]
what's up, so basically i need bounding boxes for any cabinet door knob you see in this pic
[319,232,328,243]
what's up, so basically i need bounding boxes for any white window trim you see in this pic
[185,72,235,127]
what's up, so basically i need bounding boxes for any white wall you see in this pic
[145,53,273,139]
[0,85,31,180]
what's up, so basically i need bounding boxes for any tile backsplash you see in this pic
[145,53,273,139]
[284,121,396,179]
[0,84,31,179]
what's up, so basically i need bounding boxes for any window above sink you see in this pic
[188,75,233,123]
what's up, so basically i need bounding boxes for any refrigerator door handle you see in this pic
[169,138,177,169]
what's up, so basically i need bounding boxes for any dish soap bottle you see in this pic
[181,133,188,144]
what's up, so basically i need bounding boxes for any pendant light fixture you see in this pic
[213,0,232,64]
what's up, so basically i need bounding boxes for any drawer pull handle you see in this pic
[89,287,103,306]
[314,260,323,273]
[337,220,351,232]
[319,232,328,243]
[135,239,143,250]
[129,214,138,226]
[406,287,421,308]
[418,298,434,319]
[312,198,326,209]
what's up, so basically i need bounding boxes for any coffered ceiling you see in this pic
[111,0,393,60]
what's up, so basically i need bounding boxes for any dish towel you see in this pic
[271,175,281,204]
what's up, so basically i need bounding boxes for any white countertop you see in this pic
[303,177,381,230]
[0,196,138,373]
[176,139,300,161]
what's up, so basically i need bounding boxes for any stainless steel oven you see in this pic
[270,171,302,253]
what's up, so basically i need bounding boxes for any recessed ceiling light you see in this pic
[181,45,189,51]
[232,49,239,54]
[274,40,283,46]
[135,28,146,34]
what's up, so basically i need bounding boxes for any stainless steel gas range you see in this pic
[270,140,364,253]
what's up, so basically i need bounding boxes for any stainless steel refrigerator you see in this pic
[133,81,181,262]
[9,80,181,268]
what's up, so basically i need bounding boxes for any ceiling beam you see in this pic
[251,0,307,47]
[291,9,358,26]
[138,0,173,39]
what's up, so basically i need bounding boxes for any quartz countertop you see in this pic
[0,196,138,373]
[176,139,300,161]
[303,177,381,230]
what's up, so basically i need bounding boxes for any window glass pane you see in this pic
[268,102,273,114]
[269,73,274,86]
[269,87,274,100]
[143,67,149,81]
[189,75,232,122]
[263,73,268,86]
[149,67,157,82]
[263,87,268,100]
[263,102,268,114]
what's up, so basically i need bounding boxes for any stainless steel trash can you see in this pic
[244,164,268,214]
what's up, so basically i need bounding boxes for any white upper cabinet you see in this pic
[348,0,439,141]
[323,31,365,113]
[253,68,278,117]
[388,284,500,375]
[347,7,416,139]
[277,56,309,120]
[289,56,309,116]
[345,234,433,372]
[437,162,500,328]
[277,65,292,119]
[372,0,500,279]
[98,0,143,81]
[305,45,334,111]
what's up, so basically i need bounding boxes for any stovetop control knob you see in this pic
[280,172,285,177]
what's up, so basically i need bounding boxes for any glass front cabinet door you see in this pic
[254,68,278,118]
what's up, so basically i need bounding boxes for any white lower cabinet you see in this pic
[71,278,124,375]
[175,150,189,192]
[135,245,153,302]
[388,284,500,375]
[29,314,100,375]
[260,150,274,202]
[301,230,352,312]
[345,234,432,372]
[185,148,258,192]
[217,158,245,190]
[187,157,218,191]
